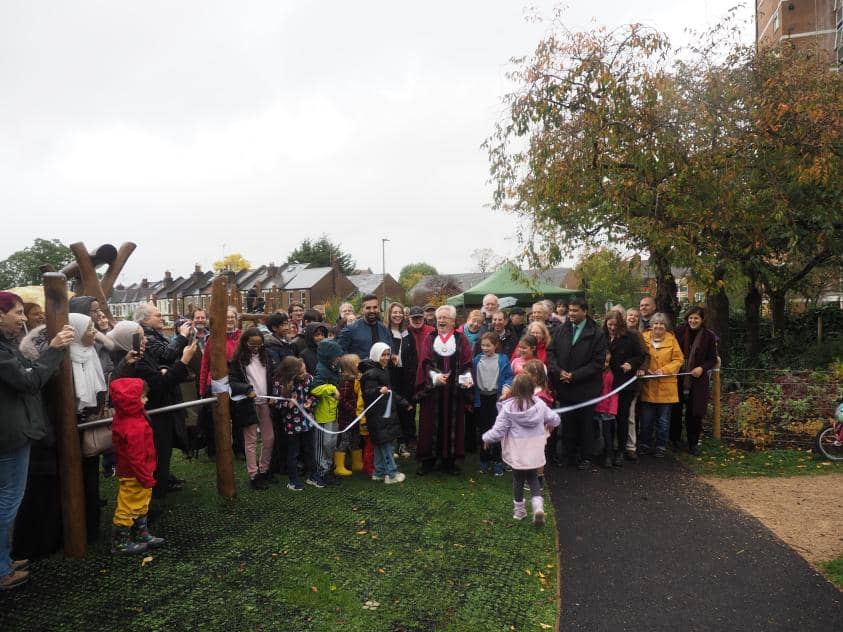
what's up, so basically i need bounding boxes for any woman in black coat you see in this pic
[670,306,718,455]
[603,310,647,464]
[359,343,410,483]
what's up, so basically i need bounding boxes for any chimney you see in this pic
[194,264,202,274]
[267,261,278,278]
[141,278,149,289]
[163,270,173,287]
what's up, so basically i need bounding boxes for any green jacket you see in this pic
[0,335,64,452]
[311,383,339,424]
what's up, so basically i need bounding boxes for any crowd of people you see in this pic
[0,288,719,590]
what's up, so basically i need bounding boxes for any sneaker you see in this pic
[0,569,29,591]
[654,447,667,458]
[478,461,490,475]
[11,559,29,572]
[689,445,702,457]
[385,472,406,484]
[102,465,116,479]
[576,459,591,471]
[286,481,304,491]
[398,443,411,458]
[371,474,384,481]
[492,463,504,477]
[306,476,326,488]
[513,501,527,521]
[625,449,639,462]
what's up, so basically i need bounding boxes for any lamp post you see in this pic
[381,237,390,311]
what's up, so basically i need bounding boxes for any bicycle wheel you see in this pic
[816,426,843,462]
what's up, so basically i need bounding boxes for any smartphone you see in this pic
[131,333,142,353]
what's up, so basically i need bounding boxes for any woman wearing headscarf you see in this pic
[0,291,73,590]
[67,313,109,543]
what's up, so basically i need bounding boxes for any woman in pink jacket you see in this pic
[482,374,560,526]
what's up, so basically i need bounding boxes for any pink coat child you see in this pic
[482,397,560,470]
[594,369,618,416]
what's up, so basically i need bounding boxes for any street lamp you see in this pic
[381,237,390,311]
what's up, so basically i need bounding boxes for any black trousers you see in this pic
[476,393,502,463]
[670,391,702,447]
[464,409,478,453]
[399,403,417,444]
[82,456,101,543]
[512,469,541,502]
[562,404,597,461]
[616,389,636,452]
[150,415,173,499]
[286,431,316,481]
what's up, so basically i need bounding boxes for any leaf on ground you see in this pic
[311,585,319,593]
[141,556,154,567]
[539,622,552,628]
[377,568,385,574]
[362,600,380,610]
[356,530,368,535]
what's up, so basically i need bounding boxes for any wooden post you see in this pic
[43,272,87,558]
[712,356,722,440]
[210,275,237,498]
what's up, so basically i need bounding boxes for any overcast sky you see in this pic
[0,1,751,286]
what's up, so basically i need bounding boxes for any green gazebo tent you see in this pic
[446,262,581,308]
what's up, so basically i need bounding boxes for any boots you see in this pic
[132,516,165,549]
[111,525,148,555]
[531,496,545,527]
[350,449,364,472]
[512,500,527,521]
[334,451,353,476]
[612,450,623,467]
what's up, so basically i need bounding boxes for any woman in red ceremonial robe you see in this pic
[415,305,474,475]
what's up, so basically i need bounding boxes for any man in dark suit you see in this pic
[546,297,607,469]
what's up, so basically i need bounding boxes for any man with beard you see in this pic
[337,294,391,359]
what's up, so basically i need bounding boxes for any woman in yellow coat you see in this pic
[636,313,684,458]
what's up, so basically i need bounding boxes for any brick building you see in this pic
[756,0,841,66]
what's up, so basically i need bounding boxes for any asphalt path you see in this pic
[547,457,843,631]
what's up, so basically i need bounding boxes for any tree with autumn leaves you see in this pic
[487,13,842,360]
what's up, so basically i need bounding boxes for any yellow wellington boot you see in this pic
[334,451,353,476]
[350,449,364,473]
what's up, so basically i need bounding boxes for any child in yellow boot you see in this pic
[335,354,363,476]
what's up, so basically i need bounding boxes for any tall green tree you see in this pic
[574,249,643,315]
[398,262,438,291]
[486,22,689,322]
[287,235,356,275]
[0,238,73,288]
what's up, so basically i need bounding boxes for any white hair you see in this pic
[435,305,456,320]
[132,303,157,324]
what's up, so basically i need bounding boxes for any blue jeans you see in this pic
[373,441,397,478]
[639,403,671,450]
[0,443,31,577]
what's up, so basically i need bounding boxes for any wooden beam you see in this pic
[99,242,137,296]
[210,275,237,499]
[43,272,87,558]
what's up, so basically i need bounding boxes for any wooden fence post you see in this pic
[712,356,722,440]
[43,272,87,558]
[210,275,237,499]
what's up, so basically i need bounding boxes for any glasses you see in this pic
[247,343,262,349]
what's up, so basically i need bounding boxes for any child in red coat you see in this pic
[110,378,164,554]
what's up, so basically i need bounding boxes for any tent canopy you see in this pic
[446,262,581,307]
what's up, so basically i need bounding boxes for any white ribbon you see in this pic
[261,391,392,435]
[210,376,230,394]
[551,371,700,415]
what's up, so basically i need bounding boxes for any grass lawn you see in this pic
[819,553,843,590]
[677,439,843,477]
[1,452,558,631]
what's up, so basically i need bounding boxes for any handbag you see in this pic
[79,407,114,458]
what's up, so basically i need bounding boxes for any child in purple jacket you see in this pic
[482,374,560,526]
